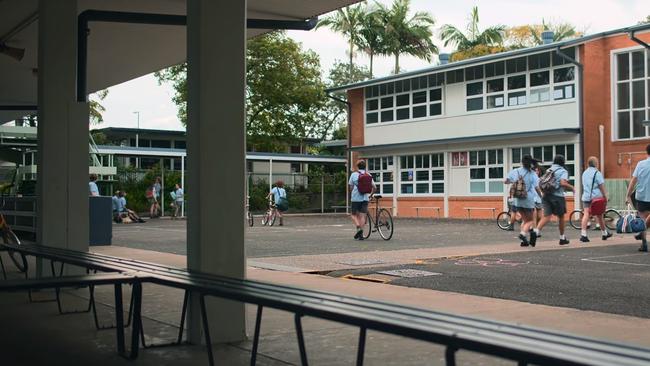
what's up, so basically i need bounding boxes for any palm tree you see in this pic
[440,6,505,53]
[316,4,365,82]
[529,20,580,45]
[376,0,438,74]
[356,6,384,78]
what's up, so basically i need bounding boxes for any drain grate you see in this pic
[377,269,442,278]
[336,259,387,266]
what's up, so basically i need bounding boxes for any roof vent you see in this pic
[541,31,554,44]
[439,53,450,65]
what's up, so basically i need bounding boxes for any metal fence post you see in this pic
[321,174,324,213]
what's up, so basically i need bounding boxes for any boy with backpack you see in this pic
[533,155,574,245]
[348,159,375,240]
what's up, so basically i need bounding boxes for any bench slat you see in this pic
[0,273,140,291]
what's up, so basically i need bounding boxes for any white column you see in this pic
[37,0,89,254]
[181,155,185,217]
[443,152,449,217]
[186,0,247,344]
[392,155,398,216]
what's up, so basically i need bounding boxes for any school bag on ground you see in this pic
[616,206,646,233]
[510,172,528,199]
[539,169,558,194]
[357,172,373,194]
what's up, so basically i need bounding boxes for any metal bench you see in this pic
[0,271,145,358]
[413,206,442,218]
[331,205,349,213]
[4,242,650,366]
[464,207,497,219]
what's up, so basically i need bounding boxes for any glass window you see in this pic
[430,88,442,101]
[506,57,527,73]
[381,97,393,109]
[614,50,650,140]
[632,51,645,79]
[396,108,410,120]
[487,78,504,93]
[618,111,630,139]
[380,110,393,122]
[465,65,484,81]
[528,52,551,70]
[485,61,505,77]
[366,99,378,110]
[508,91,527,106]
[633,110,646,138]
[398,154,444,195]
[466,82,483,96]
[413,91,427,104]
[366,113,378,124]
[633,80,645,108]
[508,74,526,89]
[617,53,630,81]
[430,103,442,116]
[413,105,427,118]
[530,87,550,103]
[554,67,575,83]
[446,69,464,84]
[552,47,575,66]
[396,94,409,106]
[530,71,550,87]
[554,85,574,100]
[467,98,483,111]
[487,95,504,109]
[367,157,394,196]
[618,83,630,109]
[428,73,444,87]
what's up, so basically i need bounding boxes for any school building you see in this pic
[329,23,650,219]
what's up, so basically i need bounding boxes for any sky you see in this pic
[99,0,649,132]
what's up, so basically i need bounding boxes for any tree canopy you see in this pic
[506,20,582,49]
[440,6,505,62]
[316,4,365,83]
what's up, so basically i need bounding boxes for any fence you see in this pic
[248,172,347,214]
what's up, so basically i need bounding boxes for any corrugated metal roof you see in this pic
[326,23,650,93]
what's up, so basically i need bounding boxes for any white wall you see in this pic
[365,101,578,146]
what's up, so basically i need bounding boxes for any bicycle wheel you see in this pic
[269,211,277,226]
[261,211,270,226]
[376,209,394,240]
[496,211,512,230]
[569,210,583,230]
[4,229,26,272]
[603,209,621,231]
[247,211,254,227]
[362,213,372,239]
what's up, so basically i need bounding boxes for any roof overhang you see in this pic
[352,128,581,154]
[0,0,361,122]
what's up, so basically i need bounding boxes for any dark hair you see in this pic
[646,144,650,155]
[521,154,534,170]
[357,159,366,170]
[89,174,97,181]
[553,155,565,167]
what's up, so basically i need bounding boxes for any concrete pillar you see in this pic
[186,0,247,343]
[37,0,89,254]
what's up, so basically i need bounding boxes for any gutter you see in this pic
[555,47,584,206]
[76,10,318,102]
[629,31,650,50]
[327,93,352,215]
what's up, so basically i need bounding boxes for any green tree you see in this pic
[377,0,438,74]
[440,6,505,61]
[356,4,384,78]
[316,4,365,82]
[156,32,329,147]
[89,89,109,124]
[639,15,650,25]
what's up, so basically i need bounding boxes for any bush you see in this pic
[115,164,182,214]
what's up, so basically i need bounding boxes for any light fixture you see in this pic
[0,43,25,62]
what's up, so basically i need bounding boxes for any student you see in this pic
[532,164,543,231]
[626,144,650,252]
[119,191,145,224]
[580,157,611,242]
[171,183,184,219]
[505,155,542,247]
[268,180,288,226]
[348,159,375,240]
[112,190,121,222]
[89,174,99,196]
[534,155,574,245]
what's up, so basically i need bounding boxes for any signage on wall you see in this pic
[451,152,468,167]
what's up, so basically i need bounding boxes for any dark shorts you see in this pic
[515,207,534,215]
[351,201,369,214]
[510,204,517,212]
[542,195,567,217]
[637,200,650,212]
[582,201,591,209]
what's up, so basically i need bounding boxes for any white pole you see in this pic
[269,158,273,192]
[321,174,324,213]
[161,158,165,217]
[181,155,185,217]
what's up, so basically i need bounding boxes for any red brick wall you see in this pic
[348,88,364,164]
[397,197,444,217]
[582,32,650,179]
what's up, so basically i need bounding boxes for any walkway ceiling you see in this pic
[0,0,360,122]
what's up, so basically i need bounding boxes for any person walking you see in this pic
[625,144,650,252]
[89,174,99,196]
[153,176,162,217]
[171,183,184,219]
[268,180,288,226]
[532,164,544,232]
[580,157,611,242]
[348,159,375,240]
[534,155,574,245]
[505,155,541,246]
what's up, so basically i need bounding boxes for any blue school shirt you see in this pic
[507,167,539,209]
[633,157,650,202]
[271,187,286,203]
[581,167,604,202]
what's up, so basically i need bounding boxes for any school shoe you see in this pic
[639,240,648,252]
[519,234,529,247]
[579,236,590,243]
[634,233,643,241]
[529,230,537,247]
[602,232,613,240]
[354,229,362,240]
[559,238,570,245]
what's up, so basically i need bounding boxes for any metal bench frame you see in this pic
[3,243,650,366]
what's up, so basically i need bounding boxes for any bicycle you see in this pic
[361,195,393,240]
[496,201,522,230]
[568,208,621,231]
[0,181,27,279]
[261,198,277,226]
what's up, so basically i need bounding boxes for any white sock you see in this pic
[602,230,609,235]
[580,230,587,237]
[534,228,540,235]
[560,234,566,240]
[520,231,527,237]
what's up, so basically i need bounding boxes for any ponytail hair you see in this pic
[521,154,534,170]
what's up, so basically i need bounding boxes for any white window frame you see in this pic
[510,143,577,193]
[612,46,650,141]
[398,153,445,196]
[367,156,395,196]
[468,149,504,195]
